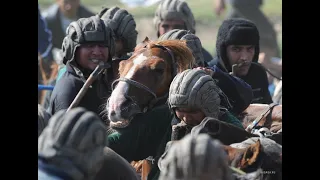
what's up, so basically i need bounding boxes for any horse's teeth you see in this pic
[91,59,99,63]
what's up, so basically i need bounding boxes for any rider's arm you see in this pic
[210,65,253,115]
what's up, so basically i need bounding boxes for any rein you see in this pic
[111,44,177,113]
[245,103,279,132]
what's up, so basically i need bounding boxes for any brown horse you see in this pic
[38,53,59,104]
[224,137,282,180]
[107,37,195,128]
[238,103,282,132]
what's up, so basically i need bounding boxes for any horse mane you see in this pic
[120,39,196,77]
[150,39,196,72]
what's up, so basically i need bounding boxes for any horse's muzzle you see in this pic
[107,97,141,123]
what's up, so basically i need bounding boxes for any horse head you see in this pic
[106,38,195,128]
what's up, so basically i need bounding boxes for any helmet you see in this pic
[153,0,196,36]
[98,7,138,53]
[61,16,115,64]
[169,69,221,119]
[159,29,204,67]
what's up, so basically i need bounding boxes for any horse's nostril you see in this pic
[122,98,134,107]
[110,110,116,116]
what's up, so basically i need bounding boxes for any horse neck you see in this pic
[153,93,169,108]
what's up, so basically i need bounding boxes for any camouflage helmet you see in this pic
[98,7,138,53]
[38,107,107,180]
[168,69,222,119]
[61,16,116,64]
[158,133,232,180]
[153,0,196,35]
[159,29,204,67]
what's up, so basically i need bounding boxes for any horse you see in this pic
[238,103,282,132]
[38,53,59,104]
[106,37,195,180]
[224,137,282,180]
[106,37,195,128]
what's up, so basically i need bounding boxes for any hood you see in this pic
[216,18,260,72]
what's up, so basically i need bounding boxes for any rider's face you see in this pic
[175,108,206,126]
[226,45,255,76]
[158,19,186,36]
[75,43,109,71]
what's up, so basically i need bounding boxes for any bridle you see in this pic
[111,44,177,113]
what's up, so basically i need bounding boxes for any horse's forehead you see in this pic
[132,49,165,66]
[133,53,148,65]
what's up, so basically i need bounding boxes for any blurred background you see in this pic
[38,0,282,57]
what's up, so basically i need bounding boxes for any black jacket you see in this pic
[48,62,111,118]
[240,63,273,103]
[209,57,272,104]
[207,64,253,115]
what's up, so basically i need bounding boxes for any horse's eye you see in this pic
[154,68,164,74]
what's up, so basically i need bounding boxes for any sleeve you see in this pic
[223,111,244,129]
[52,79,81,113]
[107,105,173,162]
[209,65,253,115]
[38,5,52,59]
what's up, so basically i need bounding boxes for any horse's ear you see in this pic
[143,37,150,43]
[240,139,262,167]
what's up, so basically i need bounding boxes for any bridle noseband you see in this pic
[111,44,177,113]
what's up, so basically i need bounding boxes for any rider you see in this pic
[42,0,94,50]
[168,69,244,130]
[47,16,116,119]
[38,107,106,180]
[208,18,273,104]
[153,0,213,63]
[55,6,139,82]
[158,29,253,116]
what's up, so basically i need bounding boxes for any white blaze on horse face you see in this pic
[125,53,148,78]
[108,54,148,114]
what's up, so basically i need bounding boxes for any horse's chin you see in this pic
[109,119,131,128]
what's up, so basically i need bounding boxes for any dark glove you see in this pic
[171,121,192,141]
